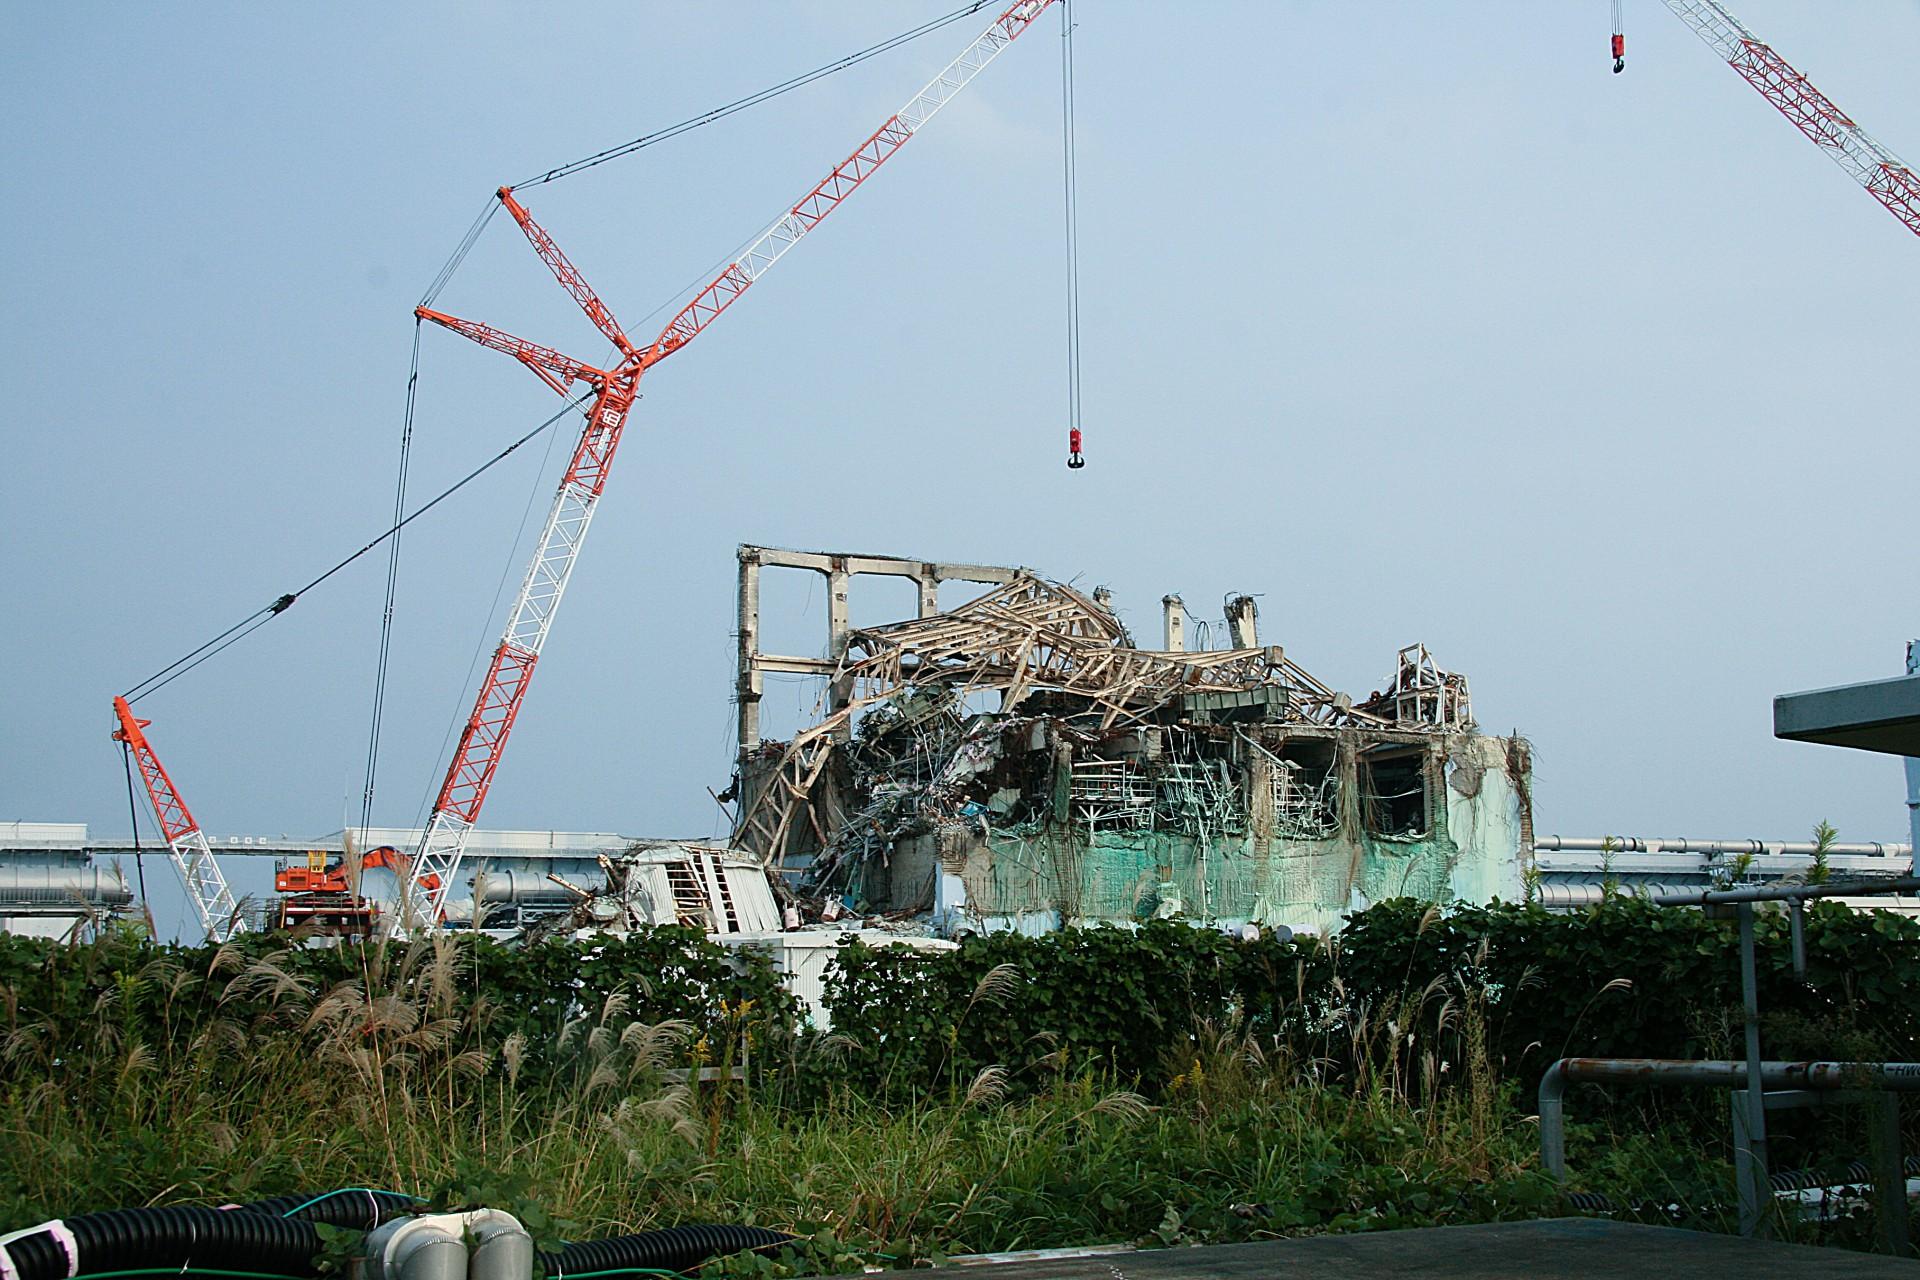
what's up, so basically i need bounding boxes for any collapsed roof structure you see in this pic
[726,545,1530,936]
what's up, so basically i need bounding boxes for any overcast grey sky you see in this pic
[5,2,1917,916]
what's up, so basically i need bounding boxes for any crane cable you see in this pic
[120,744,153,934]
[122,392,592,705]
[1060,0,1085,470]
[121,2,1006,708]
[514,1,999,189]
[359,321,421,834]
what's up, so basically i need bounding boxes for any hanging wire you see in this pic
[359,321,422,832]
[514,1,997,189]
[419,195,500,309]
[1060,0,1085,469]
[412,382,570,831]
[120,744,154,932]
[124,391,593,705]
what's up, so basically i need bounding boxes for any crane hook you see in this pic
[1612,31,1625,74]
[1066,427,1085,470]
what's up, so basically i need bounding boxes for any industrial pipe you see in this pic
[1639,876,1920,907]
[1535,836,1911,857]
[1538,875,1920,911]
[1539,1058,1920,1180]
[0,865,131,906]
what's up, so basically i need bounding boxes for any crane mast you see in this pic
[1658,0,1920,238]
[400,0,1059,930]
[111,696,246,941]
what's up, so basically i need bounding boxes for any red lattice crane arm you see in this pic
[497,186,639,359]
[113,696,200,844]
[1661,0,1920,238]
[415,308,612,396]
[642,0,1059,367]
[111,696,246,940]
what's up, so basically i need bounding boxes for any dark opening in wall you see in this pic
[1361,745,1429,838]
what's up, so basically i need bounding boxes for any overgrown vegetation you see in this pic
[3,899,1916,1260]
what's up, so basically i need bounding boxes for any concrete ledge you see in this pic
[918,1219,1916,1278]
[1774,675,1920,758]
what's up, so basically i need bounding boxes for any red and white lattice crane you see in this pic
[1643,0,1920,238]
[398,0,1060,930]
[111,696,247,941]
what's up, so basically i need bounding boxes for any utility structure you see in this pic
[399,0,1060,929]
[110,696,246,941]
[1647,0,1920,238]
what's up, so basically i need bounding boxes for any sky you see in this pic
[3,2,1917,933]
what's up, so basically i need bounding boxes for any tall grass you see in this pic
[3,927,1894,1260]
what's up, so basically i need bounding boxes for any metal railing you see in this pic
[1538,875,1920,1257]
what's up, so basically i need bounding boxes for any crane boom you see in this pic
[413,309,611,395]
[400,0,1058,930]
[111,696,246,940]
[1660,0,1920,238]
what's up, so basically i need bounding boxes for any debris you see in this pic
[725,545,1533,937]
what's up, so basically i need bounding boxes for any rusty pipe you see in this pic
[1540,1058,1920,1180]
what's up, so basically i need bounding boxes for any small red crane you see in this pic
[111,696,247,940]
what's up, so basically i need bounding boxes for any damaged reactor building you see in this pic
[725,545,1535,937]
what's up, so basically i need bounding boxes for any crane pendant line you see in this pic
[401,0,1059,931]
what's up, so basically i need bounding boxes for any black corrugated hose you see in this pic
[1,1194,791,1280]
[239,1190,420,1229]
[2,1206,326,1280]
[539,1224,795,1277]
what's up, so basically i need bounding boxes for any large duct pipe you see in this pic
[0,864,131,906]
[468,869,589,904]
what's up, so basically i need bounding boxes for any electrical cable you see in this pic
[1059,0,1085,469]
[124,392,592,706]
[513,1,996,189]
[253,1188,425,1221]
[359,323,421,833]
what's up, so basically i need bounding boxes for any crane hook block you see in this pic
[1067,427,1085,470]
[1612,33,1625,74]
